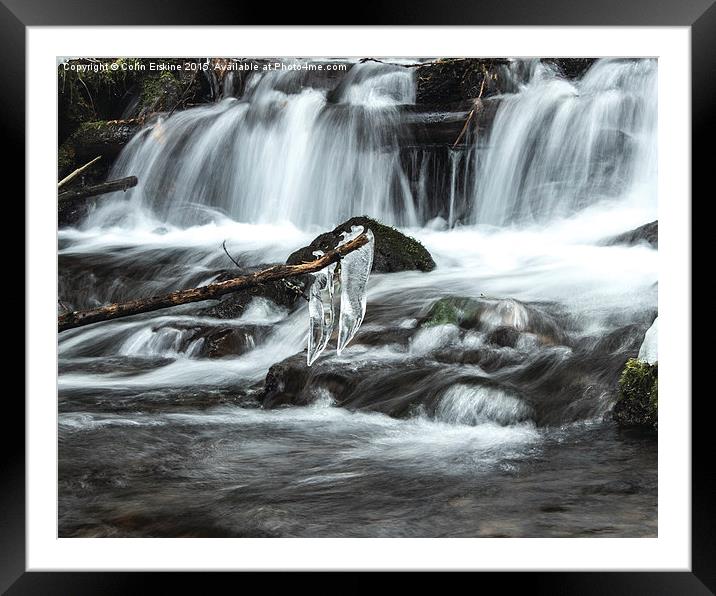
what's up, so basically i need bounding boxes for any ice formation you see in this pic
[337,226,375,354]
[305,226,375,364]
[307,253,336,366]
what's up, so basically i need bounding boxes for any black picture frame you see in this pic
[7,0,708,590]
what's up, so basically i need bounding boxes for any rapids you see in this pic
[58,58,658,537]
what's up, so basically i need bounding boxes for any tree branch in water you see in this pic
[58,232,369,332]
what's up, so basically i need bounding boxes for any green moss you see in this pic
[613,358,658,430]
[57,143,76,177]
[422,296,483,328]
[286,215,436,274]
[139,71,182,113]
[352,216,436,272]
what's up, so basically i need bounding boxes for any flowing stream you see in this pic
[59,58,658,537]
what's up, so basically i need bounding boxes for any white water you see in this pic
[60,57,658,458]
[88,61,418,230]
[61,57,658,388]
[473,59,657,225]
[59,58,659,537]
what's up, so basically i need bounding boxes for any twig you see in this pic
[222,240,242,268]
[58,156,102,189]
[451,78,486,149]
[167,71,199,119]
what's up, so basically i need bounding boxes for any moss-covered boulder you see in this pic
[613,359,658,430]
[419,295,568,347]
[286,216,436,273]
[421,296,482,327]
[58,119,142,180]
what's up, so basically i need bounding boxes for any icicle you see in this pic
[337,226,375,354]
[307,252,336,366]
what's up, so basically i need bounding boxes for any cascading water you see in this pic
[59,58,658,538]
[473,58,657,225]
[91,61,418,229]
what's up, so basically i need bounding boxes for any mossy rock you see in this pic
[58,58,211,146]
[286,216,436,273]
[137,70,187,117]
[422,296,483,327]
[613,358,658,430]
[58,119,142,178]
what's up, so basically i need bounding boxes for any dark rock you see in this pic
[353,327,413,348]
[575,322,652,357]
[398,98,501,149]
[200,267,308,319]
[421,296,481,327]
[604,221,658,248]
[541,58,598,79]
[433,347,523,372]
[487,326,521,348]
[286,216,436,273]
[262,353,314,408]
[58,58,212,147]
[420,296,567,345]
[58,120,143,180]
[415,59,511,106]
[613,359,658,430]
[202,326,262,358]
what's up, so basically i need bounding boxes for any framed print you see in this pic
[8,0,710,591]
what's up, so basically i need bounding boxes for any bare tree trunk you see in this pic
[58,232,369,332]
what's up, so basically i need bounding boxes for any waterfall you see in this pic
[95,61,418,230]
[90,58,656,231]
[472,58,657,225]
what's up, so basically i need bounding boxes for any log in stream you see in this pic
[58,232,369,332]
[58,176,138,205]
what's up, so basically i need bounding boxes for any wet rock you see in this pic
[353,327,413,348]
[433,347,524,373]
[58,58,212,146]
[398,98,501,149]
[580,323,651,357]
[613,359,658,430]
[200,269,308,319]
[202,326,261,358]
[58,120,143,180]
[603,221,657,248]
[262,351,457,417]
[421,296,479,327]
[541,58,597,79]
[420,296,567,345]
[415,58,511,106]
[286,216,435,273]
[487,326,521,348]
[263,353,313,407]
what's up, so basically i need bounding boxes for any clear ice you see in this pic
[337,226,375,354]
[307,253,336,366]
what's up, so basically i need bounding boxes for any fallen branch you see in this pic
[58,176,138,205]
[58,232,369,332]
[58,155,101,189]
